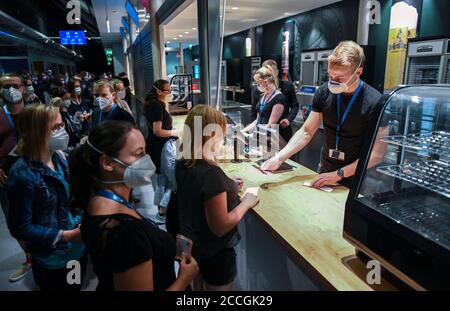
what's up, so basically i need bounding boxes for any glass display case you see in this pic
[344,85,450,290]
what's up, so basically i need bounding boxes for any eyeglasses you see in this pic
[2,84,21,89]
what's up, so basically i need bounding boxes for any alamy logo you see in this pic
[366,259,381,285]
[367,0,381,25]
[66,0,81,25]
[66,260,81,285]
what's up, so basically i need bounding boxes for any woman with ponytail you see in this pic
[143,80,178,223]
[71,121,198,291]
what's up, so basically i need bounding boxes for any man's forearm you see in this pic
[278,126,312,161]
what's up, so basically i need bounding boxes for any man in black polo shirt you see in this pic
[251,59,299,142]
[262,41,388,188]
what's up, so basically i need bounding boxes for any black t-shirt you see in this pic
[146,101,173,171]
[251,80,299,122]
[255,92,292,142]
[256,92,288,125]
[175,160,241,259]
[81,213,176,291]
[68,99,92,135]
[312,81,383,172]
[92,105,135,126]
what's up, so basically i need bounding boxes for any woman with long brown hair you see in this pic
[144,79,178,223]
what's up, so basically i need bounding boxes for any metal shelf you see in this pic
[377,160,450,199]
[381,131,450,156]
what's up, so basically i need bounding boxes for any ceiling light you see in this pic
[184,31,189,34]
[231,7,239,10]
[173,37,178,40]
[284,12,290,16]
[179,34,183,37]
[106,20,110,33]
[192,27,197,30]
[167,41,171,43]
[83,30,87,33]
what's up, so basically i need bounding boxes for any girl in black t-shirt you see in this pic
[176,105,260,291]
[70,121,198,291]
[144,80,179,223]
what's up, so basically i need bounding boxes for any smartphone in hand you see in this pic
[176,234,193,263]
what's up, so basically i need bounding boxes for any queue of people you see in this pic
[0,40,385,291]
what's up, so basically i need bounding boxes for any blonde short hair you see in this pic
[94,79,114,95]
[254,65,279,89]
[111,79,124,91]
[51,97,63,108]
[328,41,365,70]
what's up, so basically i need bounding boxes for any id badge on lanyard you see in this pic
[329,81,363,161]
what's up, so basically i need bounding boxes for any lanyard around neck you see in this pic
[95,189,160,228]
[3,105,18,143]
[259,91,277,113]
[99,104,117,123]
[96,189,133,209]
[335,81,364,149]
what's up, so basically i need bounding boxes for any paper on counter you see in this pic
[303,181,334,193]
[244,187,260,196]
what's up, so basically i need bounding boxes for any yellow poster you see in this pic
[383,1,420,91]
[384,27,409,90]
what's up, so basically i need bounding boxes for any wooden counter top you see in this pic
[219,159,377,291]
[170,115,392,291]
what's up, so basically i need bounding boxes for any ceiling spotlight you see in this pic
[192,27,197,30]
[184,31,189,34]
[173,37,178,40]
[83,30,87,33]
[179,34,183,37]
[231,7,239,10]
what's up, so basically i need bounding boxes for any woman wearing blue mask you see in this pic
[6,104,86,291]
[262,41,388,189]
[70,121,198,291]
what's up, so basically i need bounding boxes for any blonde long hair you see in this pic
[16,104,60,162]
[181,105,227,168]
[254,65,279,89]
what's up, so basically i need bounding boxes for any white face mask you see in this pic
[117,90,126,100]
[165,93,173,103]
[49,128,69,151]
[328,60,363,94]
[86,139,156,188]
[74,87,82,95]
[63,99,71,108]
[26,86,35,95]
[95,96,111,110]
[2,87,23,104]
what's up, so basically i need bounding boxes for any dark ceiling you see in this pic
[0,0,111,74]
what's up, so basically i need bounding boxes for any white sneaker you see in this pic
[9,262,32,282]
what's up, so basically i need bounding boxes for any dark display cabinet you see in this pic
[344,85,450,290]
